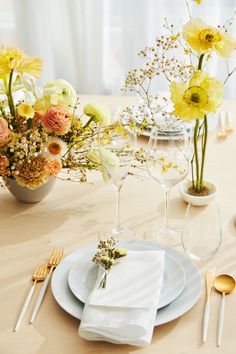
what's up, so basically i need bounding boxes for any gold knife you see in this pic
[203,267,216,342]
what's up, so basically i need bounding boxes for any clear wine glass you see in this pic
[181,201,222,261]
[146,122,189,246]
[99,123,137,238]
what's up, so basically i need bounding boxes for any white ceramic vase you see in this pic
[6,177,56,203]
[179,180,218,206]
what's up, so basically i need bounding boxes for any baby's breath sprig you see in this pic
[92,237,128,289]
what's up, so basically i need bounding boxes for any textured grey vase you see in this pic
[6,177,56,203]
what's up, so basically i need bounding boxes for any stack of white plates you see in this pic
[51,239,202,326]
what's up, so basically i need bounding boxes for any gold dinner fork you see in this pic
[14,264,48,331]
[30,248,64,323]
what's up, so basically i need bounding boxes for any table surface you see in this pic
[1,95,236,354]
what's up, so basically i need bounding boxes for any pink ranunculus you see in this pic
[41,106,71,135]
[44,158,62,176]
[0,117,10,144]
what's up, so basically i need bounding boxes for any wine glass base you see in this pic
[144,224,181,247]
[111,225,136,239]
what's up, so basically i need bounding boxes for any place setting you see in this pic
[13,241,235,348]
[50,237,202,346]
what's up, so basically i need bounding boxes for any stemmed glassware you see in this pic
[146,121,189,246]
[99,123,137,238]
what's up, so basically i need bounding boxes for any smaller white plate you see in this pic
[68,251,186,309]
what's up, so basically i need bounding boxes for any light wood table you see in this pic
[1,96,236,354]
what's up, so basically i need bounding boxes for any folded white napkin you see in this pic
[79,250,165,346]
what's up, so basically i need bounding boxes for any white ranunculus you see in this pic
[43,79,77,108]
[87,148,119,182]
[83,103,111,127]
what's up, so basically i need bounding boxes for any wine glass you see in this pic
[181,202,222,261]
[99,123,137,238]
[146,122,189,246]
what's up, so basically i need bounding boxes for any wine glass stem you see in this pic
[115,185,122,229]
[164,189,170,228]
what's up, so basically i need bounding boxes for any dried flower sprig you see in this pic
[92,237,128,289]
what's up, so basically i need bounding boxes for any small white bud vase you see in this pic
[6,177,56,203]
[179,180,218,206]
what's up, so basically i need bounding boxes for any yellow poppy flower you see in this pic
[170,70,224,121]
[17,103,35,119]
[0,46,42,78]
[195,0,202,4]
[183,18,236,57]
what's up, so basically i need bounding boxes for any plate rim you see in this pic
[67,250,186,310]
[51,239,202,326]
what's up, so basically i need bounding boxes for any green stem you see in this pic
[7,69,16,119]
[191,53,205,192]
[199,115,208,189]
[198,54,204,70]
[190,154,195,188]
[84,116,94,128]
[193,119,200,190]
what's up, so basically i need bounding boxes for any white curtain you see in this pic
[0,0,236,98]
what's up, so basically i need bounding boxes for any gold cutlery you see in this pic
[14,264,48,331]
[217,113,227,139]
[30,248,64,323]
[214,274,235,347]
[225,111,234,133]
[202,267,216,342]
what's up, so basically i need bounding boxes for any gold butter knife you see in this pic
[202,267,216,342]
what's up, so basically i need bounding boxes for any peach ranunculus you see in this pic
[0,155,9,174]
[0,117,10,145]
[41,106,71,135]
[44,158,62,176]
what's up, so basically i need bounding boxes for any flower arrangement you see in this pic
[92,238,128,289]
[122,1,236,196]
[0,46,111,190]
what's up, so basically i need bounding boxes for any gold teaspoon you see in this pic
[214,274,235,347]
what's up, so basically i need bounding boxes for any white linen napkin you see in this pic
[79,250,165,346]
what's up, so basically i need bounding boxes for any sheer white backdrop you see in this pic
[0,0,236,98]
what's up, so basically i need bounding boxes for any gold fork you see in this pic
[30,248,64,323]
[14,264,48,331]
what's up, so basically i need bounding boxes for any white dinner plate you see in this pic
[51,240,202,326]
[68,251,186,309]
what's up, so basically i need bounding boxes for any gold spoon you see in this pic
[214,274,235,347]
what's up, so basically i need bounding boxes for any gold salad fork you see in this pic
[30,248,64,323]
[14,264,48,331]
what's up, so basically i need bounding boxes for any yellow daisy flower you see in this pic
[170,70,224,121]
[45,137,67,158]
[183,18,236,57]
[18,103,35,119]
[0,46,42,78]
